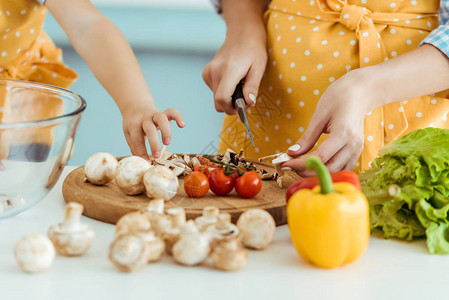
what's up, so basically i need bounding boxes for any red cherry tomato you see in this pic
[184,171,209,198]
[235,171,262,198]
[209,168,235,196]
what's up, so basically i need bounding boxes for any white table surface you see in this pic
[1,167,446,300]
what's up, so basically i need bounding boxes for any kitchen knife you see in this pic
[232,82,255,147]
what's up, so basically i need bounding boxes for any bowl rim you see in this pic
[0,79,87,129]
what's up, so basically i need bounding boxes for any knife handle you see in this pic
[231,82,244,109]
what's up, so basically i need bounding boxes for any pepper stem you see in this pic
[305,156,333,194]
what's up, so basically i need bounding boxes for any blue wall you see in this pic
[44,6,226,165]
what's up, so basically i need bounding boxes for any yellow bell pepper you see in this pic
[287,156,369,269]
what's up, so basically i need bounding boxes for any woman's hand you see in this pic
[203,29,267,115]
[282,69,375,177]
[203,0,268,115]
[122,104,185,159]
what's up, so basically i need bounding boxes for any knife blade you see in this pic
[232,82,255,147]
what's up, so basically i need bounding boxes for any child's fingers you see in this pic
[142,120,161,158]
[153,114,171,146]
[242,63,265,107]
[124,128,149,160]
[164,108,185,128]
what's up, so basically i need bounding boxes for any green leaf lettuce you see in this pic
[360,128,449,254]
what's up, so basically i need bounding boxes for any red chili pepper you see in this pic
[286,170,361,202]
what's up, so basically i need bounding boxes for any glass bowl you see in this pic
[0,79,86,218]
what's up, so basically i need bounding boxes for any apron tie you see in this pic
[339,4,371,31]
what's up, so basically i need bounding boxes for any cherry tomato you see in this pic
[184,171,209,198]
[235,171,262,198]
[209,168,235,196]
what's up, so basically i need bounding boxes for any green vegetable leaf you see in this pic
[360,128,449,254]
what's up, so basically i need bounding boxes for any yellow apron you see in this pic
[218,0,449,170]
[0,0,77,160]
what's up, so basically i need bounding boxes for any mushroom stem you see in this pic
[146,199,164,214]
[216,213,232,230]
[167,207,186,229]
[203,206,219,219]
[62,202,83,230]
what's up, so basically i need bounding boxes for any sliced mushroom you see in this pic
[195,206,219,232]
[222,149,236,164]
[236,209,275,250]
[172,220,210,266]
[207,213,240,249]
[211,239,248,271]
[189,157,201,168]
[15,233,55,273]
[159,146,173,160]
[109,233,149,272]
[183,153,191,165]
[271,153,293,165]
[260,170,274,180]
[84,152,118,185]
[48,202,95,256]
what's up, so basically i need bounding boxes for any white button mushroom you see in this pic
[172,220,210,266]
[143,166,178,200]
[84,152,118,185]
[109,233,149,272]
[207,213,240,249]
[195,206,219,232]
[114,211,151,237]
[211,239,248,271]
[138,230,165,263]
[236,209,275,250]
[48,202,95,256]
[114,211,165,263]
[161,207,185,254]
[142,199,169,236]
[14,233,55,273]
[115,156,152,195]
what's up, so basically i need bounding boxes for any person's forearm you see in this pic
[222,0,268,41]
[361,44,449,111]
[47,0,155,115]
[71,18,155,114]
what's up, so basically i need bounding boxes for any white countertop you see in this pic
[1,167,446,300]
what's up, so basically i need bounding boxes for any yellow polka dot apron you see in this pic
[0,0,77,160]
[218,0,449,170]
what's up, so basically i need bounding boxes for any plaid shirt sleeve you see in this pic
[420,0,449,58]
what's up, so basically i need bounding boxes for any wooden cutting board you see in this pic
[62,159,300,226]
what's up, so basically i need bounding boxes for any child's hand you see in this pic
[202,25,267,115]
[122,105,185,159]
[282,69,375,176]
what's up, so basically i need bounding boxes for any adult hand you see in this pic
[202,26,267,115]
[282,69,375,177]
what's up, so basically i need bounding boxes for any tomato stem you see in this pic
[305,156,333,194]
